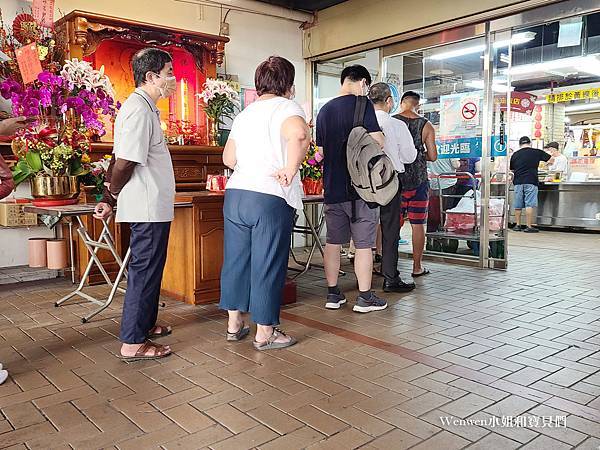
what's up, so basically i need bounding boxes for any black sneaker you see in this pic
[353,292,388,313]
[383,279,416,293]
[524,227,539,233]
[325,292,347,310]
[512,225,524,231]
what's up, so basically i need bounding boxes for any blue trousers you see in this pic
[120,222,171,344]
[219,189,294,326]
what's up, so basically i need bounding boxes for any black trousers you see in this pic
[380,177,404,283]
[119,222,171,344]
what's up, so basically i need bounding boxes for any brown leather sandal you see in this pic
[147,325,172,339]
[119,340,172,362]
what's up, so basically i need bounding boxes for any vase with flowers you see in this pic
[1,59,119,205]
[300,141,324,196]
[80,154,112,202]
[197,78,239,146]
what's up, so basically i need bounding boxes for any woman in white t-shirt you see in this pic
[219,56,310,351]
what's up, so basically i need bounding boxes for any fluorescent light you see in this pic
[565,102,600,112]
[510,55,600,76]
[428,44,485,60]
[426,32,535,61]
[536,99,548,105]
[466,80,513,92]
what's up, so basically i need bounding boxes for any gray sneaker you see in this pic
[325,292,347,310]
[353,292,388,313]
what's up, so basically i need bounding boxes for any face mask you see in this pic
[155,75,176,98]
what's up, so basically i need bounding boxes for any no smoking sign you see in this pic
[462,101,478,120]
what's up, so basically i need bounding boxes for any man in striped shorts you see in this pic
[394,91,438,277]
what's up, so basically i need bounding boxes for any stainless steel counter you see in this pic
[509,182,600,229]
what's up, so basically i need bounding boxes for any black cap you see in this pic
[544,141,559,150]
[519,136,531,146]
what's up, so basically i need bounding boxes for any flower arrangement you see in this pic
[2,61,119,135]
[1,62,119,187]
[10,122,91,185]
[0,9,62,83]
[197,78,239,145]
[300,141,323,181]
[80,154,112,196]
[197,78,240,123]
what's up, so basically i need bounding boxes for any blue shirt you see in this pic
[316,95,381,204]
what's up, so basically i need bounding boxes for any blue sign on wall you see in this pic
[436,135,507,159]
[437,137,482,159]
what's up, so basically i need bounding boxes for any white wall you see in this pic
[218,9,305,102]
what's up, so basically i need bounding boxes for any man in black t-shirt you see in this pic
[316,65,388,314]
[510,136,551,233]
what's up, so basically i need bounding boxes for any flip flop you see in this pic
[226,321,250,341]
[119,340,172,362]
[147,325,172,339]
[253,328,297,351]
[412,268,431,278]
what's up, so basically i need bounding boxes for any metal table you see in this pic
[289,195,345,278]
[24,204,129,323]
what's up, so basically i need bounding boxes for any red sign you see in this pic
[462,102,478,120]
[495,92,537,115]
[16,43,42,85]
[32,0,55,28]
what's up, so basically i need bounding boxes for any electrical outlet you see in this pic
[220,22,230,36]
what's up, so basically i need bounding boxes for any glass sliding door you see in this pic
[384,37,489,264]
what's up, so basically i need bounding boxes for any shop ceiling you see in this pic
[255,0,347,12]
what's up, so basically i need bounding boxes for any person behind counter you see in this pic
[510,136,551,233]
[94,47,177,361]
[545,142,568,174]
[219,56,310,350]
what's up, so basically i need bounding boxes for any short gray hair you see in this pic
[368,82,392,104]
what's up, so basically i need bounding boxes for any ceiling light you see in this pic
[493,31,537,48]
[510,55,600,76]
[536,99,548,105]
[428,44,485,61]
[427,32,536,61]
[429,68,454,75]
[466,80,513,92]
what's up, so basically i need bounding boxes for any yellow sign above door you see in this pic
[546,88,600,103]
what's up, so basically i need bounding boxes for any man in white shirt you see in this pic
[368,82,417,293]
[94,48,176,361]
[545,142,568,174]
